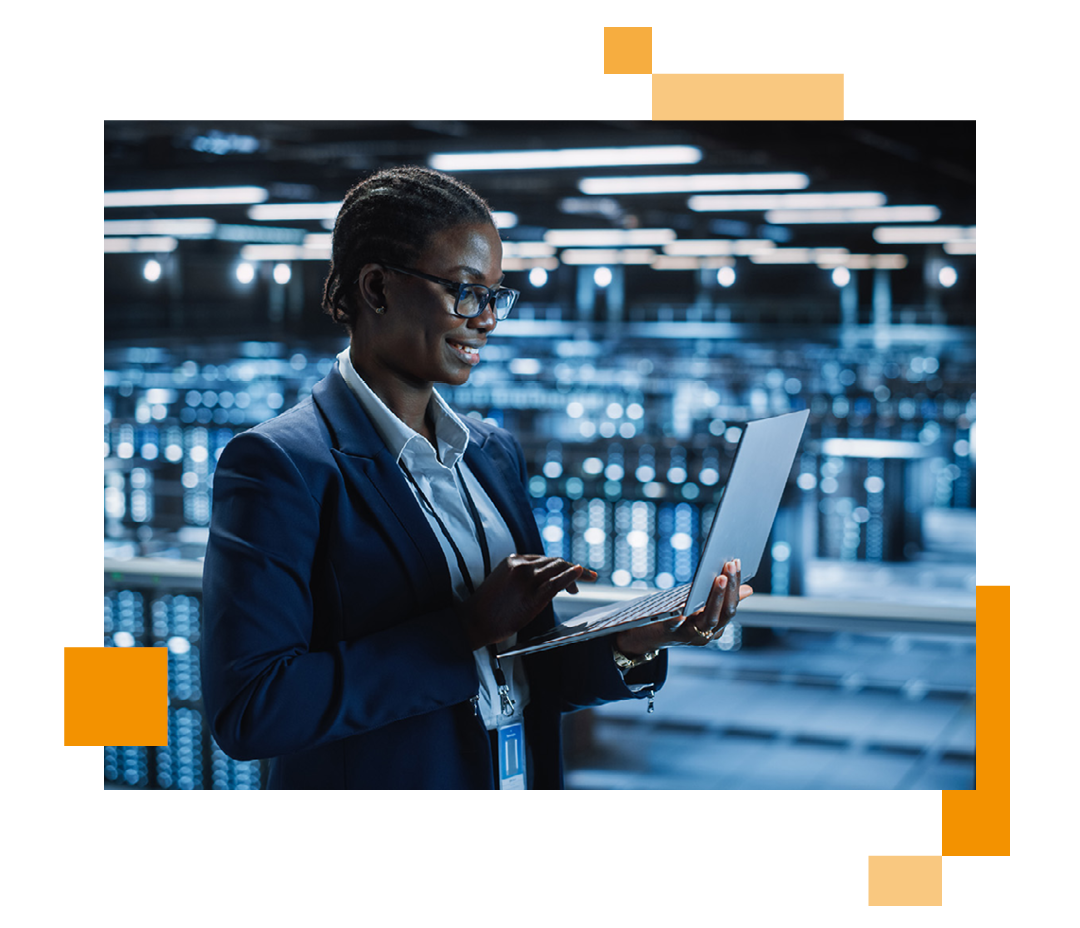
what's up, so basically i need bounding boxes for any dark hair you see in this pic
[321,165,494,330]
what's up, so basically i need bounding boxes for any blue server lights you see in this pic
[103,121,974,791]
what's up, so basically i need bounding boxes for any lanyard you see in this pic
[399,458,516,716]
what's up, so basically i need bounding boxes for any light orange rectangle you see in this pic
[868,856,942,906]
[65,646,168,746]
[652,74,843,120]
[942,586,1010,856]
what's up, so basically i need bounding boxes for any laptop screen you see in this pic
[683,408,809,616]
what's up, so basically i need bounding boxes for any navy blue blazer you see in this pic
[201,369,666,789]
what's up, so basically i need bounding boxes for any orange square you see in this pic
[65,647,168,746]
[604,27,652,74]
[868,856,942,906]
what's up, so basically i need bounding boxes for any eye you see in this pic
[458,286,484,310]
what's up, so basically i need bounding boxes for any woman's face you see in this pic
[355,222,504,389]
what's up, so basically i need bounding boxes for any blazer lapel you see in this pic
[463,429,539,557]
[464,426,556,638]
[312,372,451,594]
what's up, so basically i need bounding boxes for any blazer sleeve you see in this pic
[201,429,480,762]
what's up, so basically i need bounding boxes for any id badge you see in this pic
[497,721,526,790]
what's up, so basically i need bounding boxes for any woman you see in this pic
[202,165,751,789]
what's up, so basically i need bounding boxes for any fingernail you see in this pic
[719,575,728,588]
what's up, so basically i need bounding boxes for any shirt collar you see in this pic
[336,346,469,466]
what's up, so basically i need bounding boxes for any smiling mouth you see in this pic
[447,338,482,365]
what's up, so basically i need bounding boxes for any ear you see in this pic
[356,263,388,313]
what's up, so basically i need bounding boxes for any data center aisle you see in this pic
[562,629,976,790]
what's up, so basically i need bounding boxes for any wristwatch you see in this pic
[612,644,659,671]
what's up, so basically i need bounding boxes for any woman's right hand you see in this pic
[457,554,597,650]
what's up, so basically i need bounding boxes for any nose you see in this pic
[467,299,498,332]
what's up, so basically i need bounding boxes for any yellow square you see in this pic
[604,27,652,74]
[65,647,168,746]
[868,856,942,906]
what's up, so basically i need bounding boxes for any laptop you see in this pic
[499,408,810,658]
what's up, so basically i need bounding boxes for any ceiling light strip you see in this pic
[765,206,941,224]
[543,228,676,247]
[430,146,702,171]
[578,172,809,195]
[105,187,268,208]
[689,192,886,211]
[873,226,976,244]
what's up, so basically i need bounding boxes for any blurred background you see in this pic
[103,120,975,790]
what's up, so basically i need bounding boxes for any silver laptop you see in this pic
[500,408,809,657]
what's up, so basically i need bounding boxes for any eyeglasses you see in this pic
[380,263,520,320]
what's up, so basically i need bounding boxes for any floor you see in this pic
[562,628,976,790]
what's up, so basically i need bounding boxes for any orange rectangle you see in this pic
[942,586,1010,856]
[652,74,843,120]
[868,856,942,906]
[65,646,168,746]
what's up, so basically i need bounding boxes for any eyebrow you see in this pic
[453,264,506,286]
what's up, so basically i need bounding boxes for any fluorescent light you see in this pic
[430,146,702,172]
[662,239,775,256]
[559,249,657,265]
[872,226,976,244]
[944,241,976,254]
[103,237,178,253]
[240,244,330,261]
[814,254,909,270]
[749,248,849,264]
[543,228,675,247]
[689,192,886,211]
[503,256,560,272]
[105,219,216,237]
[105,186,268,208]
[821,438,925,459]
[651,255,735,270]
[257,206,518,231]
[248,202,342,221]
[579,172,809,195]
[765,206,941,224]
[651,256,703,270]
[214,224,306,244]
[501,242,556,258]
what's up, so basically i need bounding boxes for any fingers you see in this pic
[534,559,595,605]
[684,559,742,646]
[722,559,742,624]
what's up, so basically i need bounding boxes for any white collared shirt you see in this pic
[336,347,529,729]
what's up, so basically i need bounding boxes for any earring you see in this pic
[374,306,386,315]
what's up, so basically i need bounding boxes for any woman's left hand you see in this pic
[613,559,753,656]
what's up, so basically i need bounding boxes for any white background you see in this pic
[3,1,1074,923]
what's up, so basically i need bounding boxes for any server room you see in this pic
[103,121,975,791]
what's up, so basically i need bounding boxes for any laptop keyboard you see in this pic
[588,582,692,630]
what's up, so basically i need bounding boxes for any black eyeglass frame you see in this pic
[379,263,520,320]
